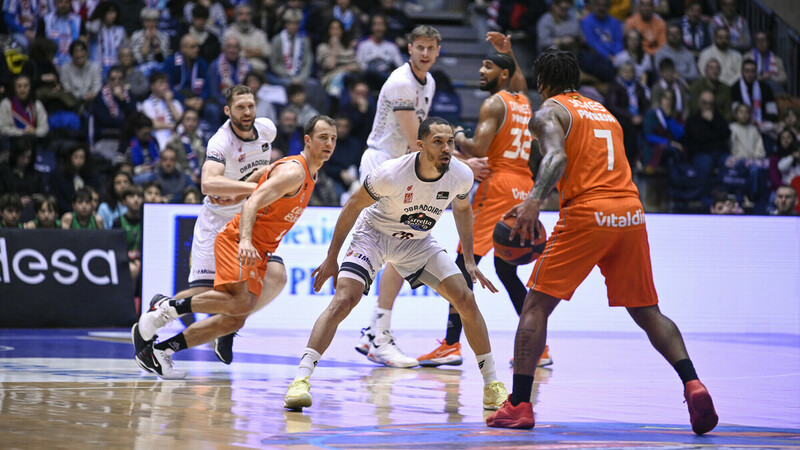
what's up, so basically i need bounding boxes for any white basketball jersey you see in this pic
[361,153,473,239]
[203,117,277,219]
[366,63,436,158]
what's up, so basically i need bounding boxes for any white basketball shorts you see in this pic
[338,221,461,294]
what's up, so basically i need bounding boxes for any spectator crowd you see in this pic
[1,0,798,250]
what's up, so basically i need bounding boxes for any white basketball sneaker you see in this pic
[367,330,419,368]
[355,327,374,355]
[138,295,179,341]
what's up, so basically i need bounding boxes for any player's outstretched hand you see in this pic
[486,32,512,54]
[238,239,261,268]
[503,199,541,246]
[466,261,499,293]
[312,255,339,292]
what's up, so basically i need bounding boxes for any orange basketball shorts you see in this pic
[214,222,267,296]
[458,171,534,256]
[527,197,658,307]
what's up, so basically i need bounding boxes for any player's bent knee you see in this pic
[227,292,260,316]
[218,314,247,333]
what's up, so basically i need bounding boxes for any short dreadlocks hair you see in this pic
[532,49,580,95]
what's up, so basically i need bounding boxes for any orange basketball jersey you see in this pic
[227,154,316,253]
[487,90,534,176]
[548,92,639,207]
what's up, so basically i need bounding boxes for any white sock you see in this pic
[476,352,497,384]
[296,347,321,379]
[374,307,392,333]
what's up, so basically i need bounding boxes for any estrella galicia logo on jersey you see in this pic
[400,212,436,231]
[436,191,449,200]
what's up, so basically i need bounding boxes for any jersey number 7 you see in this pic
[594,129,615,171]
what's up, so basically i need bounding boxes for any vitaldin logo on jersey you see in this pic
[594,209,646,228]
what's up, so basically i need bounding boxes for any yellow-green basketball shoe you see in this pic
[483,380,508,410]
[284,377,312,411]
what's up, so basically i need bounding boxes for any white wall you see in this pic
[143,205,800,335]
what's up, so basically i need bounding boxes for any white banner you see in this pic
[143,204,800,334]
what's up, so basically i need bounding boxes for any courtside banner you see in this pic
[143,204,800,334]
[0,229,135,327]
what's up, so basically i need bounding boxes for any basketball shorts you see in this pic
[212,221,284,296]
[338,220,461,294]
[457,171,534,256]
[527,197,658,308]
[359,148,395,184]
[188,206,229,288]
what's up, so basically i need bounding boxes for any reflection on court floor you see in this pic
[1,329,798,448]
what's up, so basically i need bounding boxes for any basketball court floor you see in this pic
[1,327,798,448]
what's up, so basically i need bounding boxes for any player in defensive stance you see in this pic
[485,49,718,435]
[132,85,283,366]
[283,117,507,411]
[418,32,551,368]
[134,116,337,379]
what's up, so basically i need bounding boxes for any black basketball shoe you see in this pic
[214,332,236,365]
[131,322,152,358]
[135,341,186,379]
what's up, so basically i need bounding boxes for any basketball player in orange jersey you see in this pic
[133,115,337,379]
[418,32,551,368]
[486,49,718,435]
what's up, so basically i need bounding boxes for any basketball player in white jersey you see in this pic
[131,85,282,367]
[352,25,441,368]
[284,117,507,411]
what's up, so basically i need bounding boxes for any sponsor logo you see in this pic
[594,209,646,228]
[349,252,375,272]
[512,188,529,201]
[404,193,414,203]
[261,143,270,153]
[238,153,246,162]
[195,269,215,274]
[436,191,449,200]
[239,159,270,174]
[0,238,119,286]
[346,249,353,256]
[400,212,436,231]
[283,206,305,223]
[407,185,413,191]
[403,204,443,215]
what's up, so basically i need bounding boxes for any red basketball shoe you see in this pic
[684,380,718,435]
[486,397,535,429]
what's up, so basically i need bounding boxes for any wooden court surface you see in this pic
[1,328,798,448]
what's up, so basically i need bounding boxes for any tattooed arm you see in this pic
[503,100,569,244]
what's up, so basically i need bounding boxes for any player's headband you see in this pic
[484,53,516,77]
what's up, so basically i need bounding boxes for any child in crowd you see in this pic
[0,193,23,228]
[113,185,144,289]
[180,186,202,204]
[24,194,61,228]
[62,188,105,229]
[142,181,165,204]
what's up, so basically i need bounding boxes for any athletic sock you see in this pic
[509,374,534,406]
[154,333,188,355]
[170,297,193,315]
[673,358,699,386]
[444,311,462,345]
[296,347,321,379]
[475,352,497,384]
[374,307,392,333]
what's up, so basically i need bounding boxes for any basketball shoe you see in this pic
[135,341,186,380]
[483,380,508,410]
[214,332,236,365]
[509,345,553,368]
[486,397,535,429]
[355,327,374,355]
[367,330,419,368]
[684,380,718,435]
[284,376,312,410]
[138,295,180,341]
[417,340,463,367]
[131,323,150,357]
